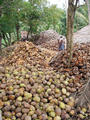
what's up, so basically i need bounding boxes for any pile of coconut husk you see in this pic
[0,42,19,58]
[34,30,66,51]
[0,41,90,120]
[0,41,56,68]
[49,43,90,82]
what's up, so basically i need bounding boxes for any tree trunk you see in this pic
[27,30,30,40]
[2,33,8,47]
[0,34,2,52]
[86,0,90,24]
[0,5,2,52]
[5,33,11,46]
[8,33,11,45]
[66,0,78,66]
[16,24,20,41]
[27,26,32,40]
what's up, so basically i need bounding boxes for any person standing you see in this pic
[58,39,65,51]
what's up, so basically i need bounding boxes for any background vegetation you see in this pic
[0,0,88,48]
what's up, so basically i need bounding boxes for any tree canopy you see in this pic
[0,0,88,49]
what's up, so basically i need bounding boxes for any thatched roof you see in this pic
[74,25,90,43]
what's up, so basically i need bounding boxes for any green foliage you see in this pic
[74,4,88,32]
[20,0,44,34]
[0,0,24,47]
[59,11,66,35]
[40,5,66,35]
[0,15,15,33]
[0,0,89,48]
[43,5,61,30]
